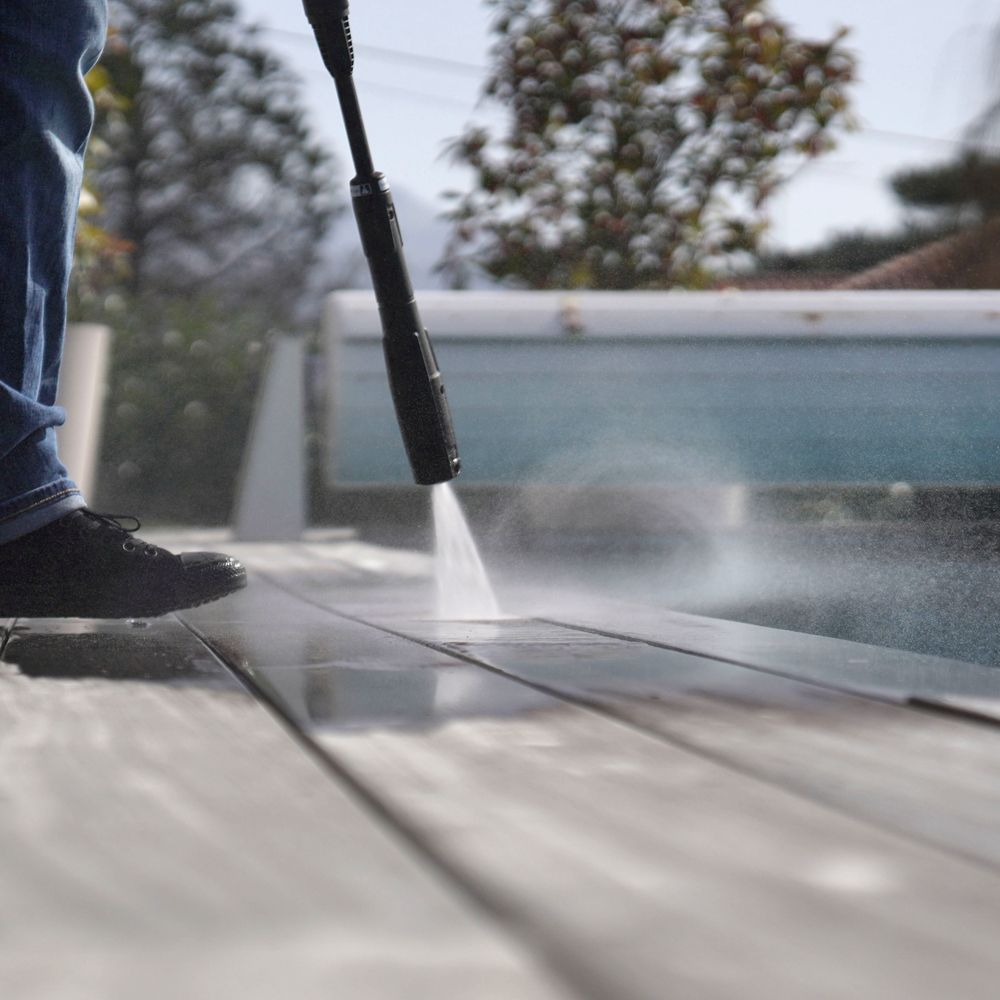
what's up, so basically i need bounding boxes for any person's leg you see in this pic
[0,0,107,543]
[0,0,246,617]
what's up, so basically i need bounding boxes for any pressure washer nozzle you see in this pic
[383,326,461,485]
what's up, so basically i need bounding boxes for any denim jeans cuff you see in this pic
[0,481,85,543]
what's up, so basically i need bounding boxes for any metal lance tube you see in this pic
[303,0,461,485]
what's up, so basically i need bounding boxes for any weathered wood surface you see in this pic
[920,694,1000,723]
[183,575,1000,1000]
[0,616,572,1000]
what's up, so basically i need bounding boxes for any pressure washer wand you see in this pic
[303,0,461,485]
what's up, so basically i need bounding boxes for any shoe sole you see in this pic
[0,566,247,620]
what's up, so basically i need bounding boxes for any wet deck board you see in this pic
[12,529,1000,1000]
[248,571,1000,863]
[182,575,1000,1000]
[535,600,1000,705]
[306,609,1000,871]
[288,577,1000,854]
[0,617,571,1000]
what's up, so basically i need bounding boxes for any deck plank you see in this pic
[184,576,1000,1000]
[0,616,573,1000]
[536,601,1000,703]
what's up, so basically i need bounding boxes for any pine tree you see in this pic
[93,0,338,323]
[891,154,1000,224]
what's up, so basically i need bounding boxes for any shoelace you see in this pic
[80,511,160,557]
[88,512,142,534]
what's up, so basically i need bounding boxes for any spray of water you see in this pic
[433,483,501,619]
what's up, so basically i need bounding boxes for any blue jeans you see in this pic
[0,0,107,543]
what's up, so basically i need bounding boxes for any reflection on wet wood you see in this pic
[186,605,556,734]
[253,571,1000,867]
[0,616,571,1000]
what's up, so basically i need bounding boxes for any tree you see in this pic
[754,225,955,279]
[73,52,132,316]
[441,0,855,290]
[93,296,260,522]
[92,0,339,323]
[891,154,1000,225]
[77,3,340,522]
[748,20,1000,289]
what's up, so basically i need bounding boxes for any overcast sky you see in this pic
[238,0,1000,251]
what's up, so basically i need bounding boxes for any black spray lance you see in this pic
[303,0,461,486]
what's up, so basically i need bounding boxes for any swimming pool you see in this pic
[324,290,1000,487]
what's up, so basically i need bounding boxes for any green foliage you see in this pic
[74,2,342,522]
[94,296,269,524]
[73,55,132,316]
[892,153,1000,220]
[757,225,955,276]
[90,0,339,325]
[442,0,855,290]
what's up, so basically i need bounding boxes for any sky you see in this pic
[237,0,1000,252]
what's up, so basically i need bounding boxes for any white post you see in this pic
[55,323,112,500]
[234,336,306,541]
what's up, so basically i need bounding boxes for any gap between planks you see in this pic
[177,614,600,1000]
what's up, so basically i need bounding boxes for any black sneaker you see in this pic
[0,509,247,618]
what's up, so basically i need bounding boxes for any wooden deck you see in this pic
[3,533,1000,999]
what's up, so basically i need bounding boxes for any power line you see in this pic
[293,61,488,112]
[260,25,487,77]
[354,77,482,112]
[857,126,1000,157]
[860,126,966,148]
[260,27,1000,154]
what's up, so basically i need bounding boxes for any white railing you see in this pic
[325,289,1000,340]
